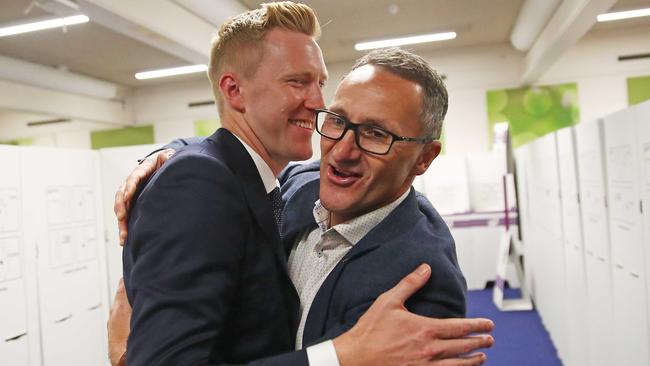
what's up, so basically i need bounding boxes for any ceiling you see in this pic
[0,0,648,90]
[244,0,526,62]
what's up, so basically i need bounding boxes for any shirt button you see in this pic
[317,250,323,258]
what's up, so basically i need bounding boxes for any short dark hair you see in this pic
[352,47,448,139]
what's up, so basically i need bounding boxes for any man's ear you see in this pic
[219,73,245,112]
[411,140,441,176]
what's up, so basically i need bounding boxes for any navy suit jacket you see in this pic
[279,161,467,348]
[123,129,307,365]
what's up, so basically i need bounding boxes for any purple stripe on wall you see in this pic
[449,217,518,228]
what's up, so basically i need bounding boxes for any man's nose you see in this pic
[304,83,325,109]
[331,129,362,161]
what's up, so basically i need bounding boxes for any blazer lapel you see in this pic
[281,179,320,255]
[213,130,286,246]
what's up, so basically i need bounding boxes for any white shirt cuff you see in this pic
[306,340,340,366]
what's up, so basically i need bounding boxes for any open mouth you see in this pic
[332,166,359,178]
[289,119,314,130]
[328,164,362,186]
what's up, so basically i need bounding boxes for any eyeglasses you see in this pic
[314,108,435,155]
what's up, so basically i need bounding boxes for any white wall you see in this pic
[132,78,215,124]
[132,78,215,145]
[0,111,116,148]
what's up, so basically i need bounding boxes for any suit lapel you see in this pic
[282,179,320,255]
[302,189,421,347]
[210,129,285,258]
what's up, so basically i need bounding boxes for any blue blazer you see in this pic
[279,161,467,348]
[123,129,307,365]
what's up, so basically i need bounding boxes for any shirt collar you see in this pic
[312,189,410,245]
[235,135,279,194]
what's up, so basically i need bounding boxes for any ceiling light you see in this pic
[597,7,650,22]
[0,15,89,37]
[355,32,456,51]
[135,65,208,80]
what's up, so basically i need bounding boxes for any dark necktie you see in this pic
[268,186,284,234]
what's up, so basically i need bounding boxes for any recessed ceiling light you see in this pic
[135,65,208,80]
[355,32,456,51]
[0,15,89,37]
[597,7,650,22]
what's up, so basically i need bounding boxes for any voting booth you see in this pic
[555,127,589,366]
[639,102,650,349]
[523,132,570,362]
[514,100,650,366]
[574,118,615,366]
[0,146,38,366]
[0,146,110,366]
[603,105,649,366]
[0,144,159,366]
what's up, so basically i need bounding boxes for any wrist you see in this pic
[333,332,361,366]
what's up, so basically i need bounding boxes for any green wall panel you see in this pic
[91,125,154,149]
[0,138,33,146]
[486,83,580,148]
[194,118,221,137]
[627,75,650,106]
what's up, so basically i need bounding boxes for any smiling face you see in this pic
[239,28,328,171]
[319,65,441,226]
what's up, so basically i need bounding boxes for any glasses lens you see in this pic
[358,125,392,154]
[317,111,346,139]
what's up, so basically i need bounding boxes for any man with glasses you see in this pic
[280,47,467,353]
[111,46,489,365]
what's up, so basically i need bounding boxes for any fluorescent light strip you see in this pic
[0,15,89,37]
[355,32,456,51]
[135,64,208,80]
[597,7,650,22]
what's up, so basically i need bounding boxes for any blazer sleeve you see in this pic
[124,153,311,366]
[139,137,205,162]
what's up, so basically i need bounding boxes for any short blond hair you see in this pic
[208,2,321,111]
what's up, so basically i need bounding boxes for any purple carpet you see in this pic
[466,289,563,366]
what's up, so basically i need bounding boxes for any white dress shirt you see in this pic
[288,190,410,358]
[235,136,278,194]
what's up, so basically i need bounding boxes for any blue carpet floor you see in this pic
[466,289,563,366]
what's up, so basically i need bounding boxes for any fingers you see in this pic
[115,149,175,245]
[428,335,494,360]
[116,188,129,246]
[431,353,486,366]
[429,318,494,339]
[156,148,175,169]
[382,263,432,305]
